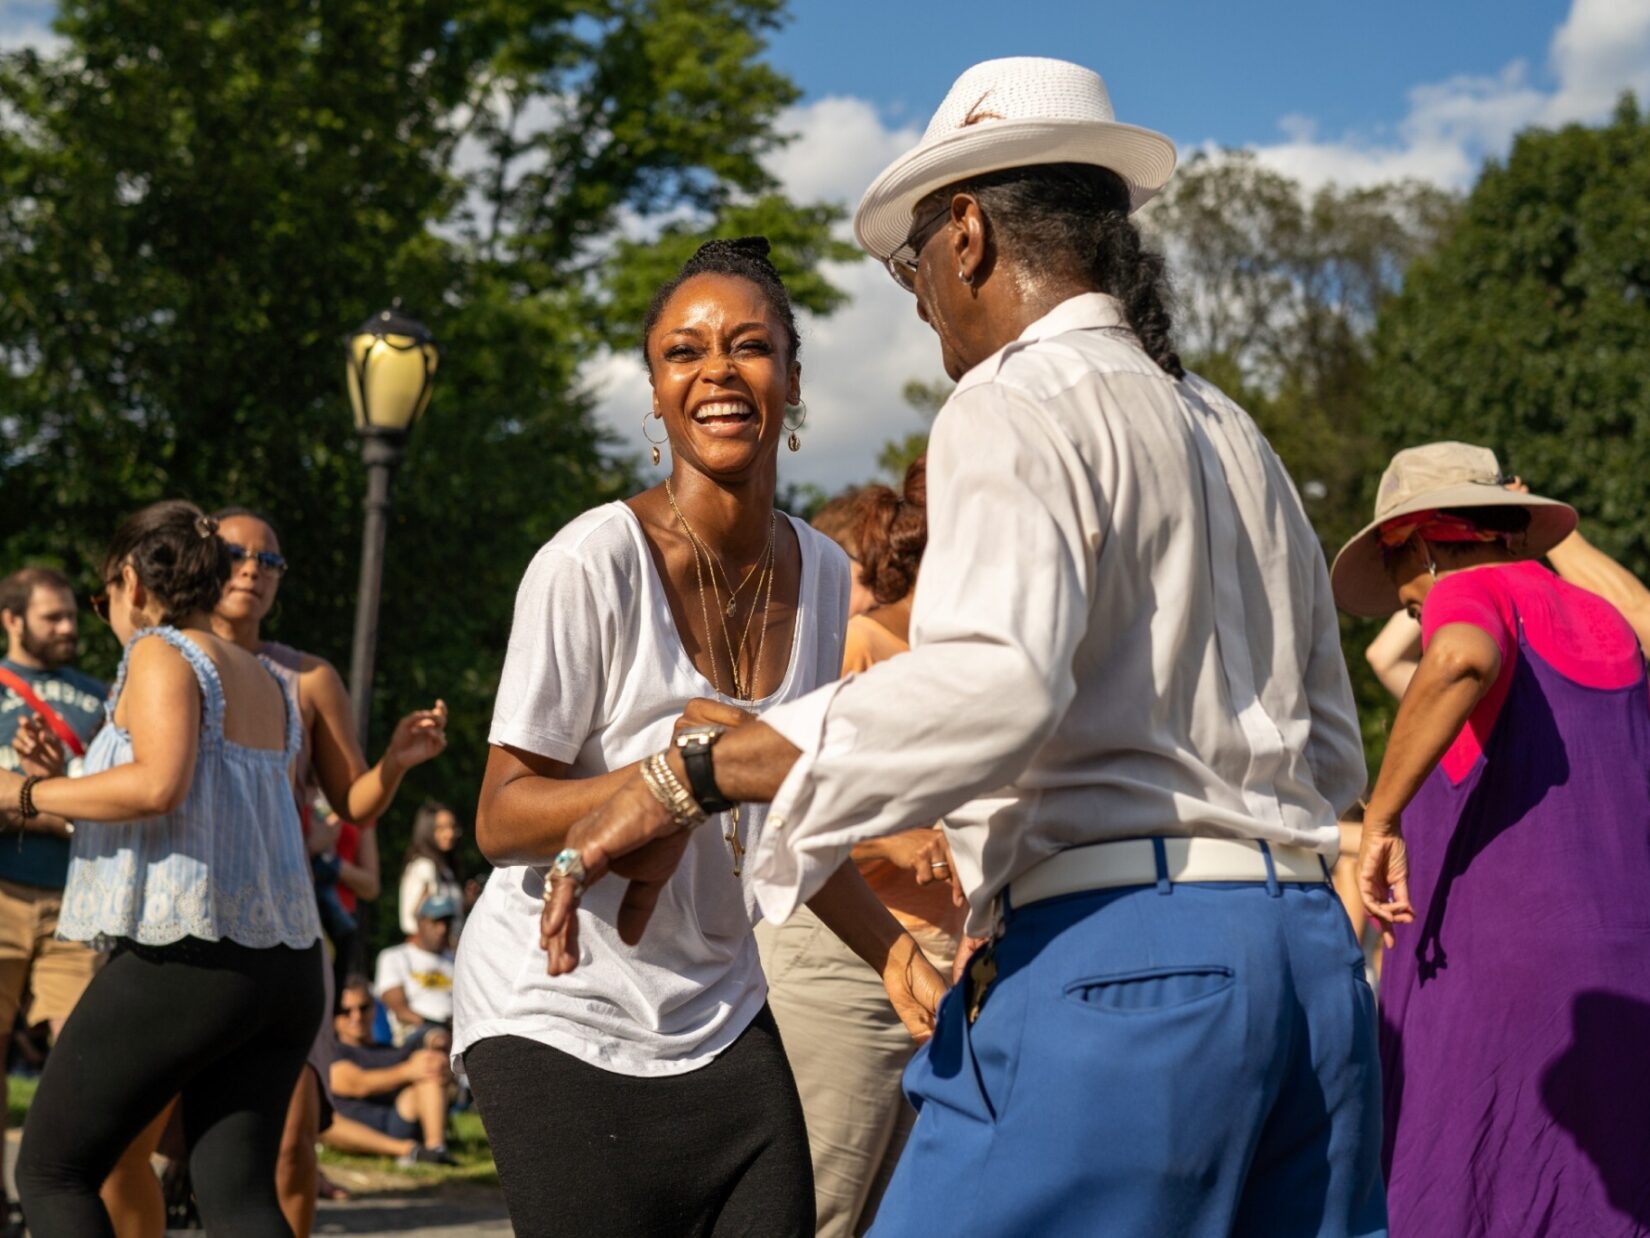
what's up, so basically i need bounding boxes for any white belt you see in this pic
[1009,837,1329,910]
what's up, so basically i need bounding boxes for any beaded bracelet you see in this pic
[18,776,45,821]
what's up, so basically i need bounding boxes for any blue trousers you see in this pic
[869,878,1388,1237]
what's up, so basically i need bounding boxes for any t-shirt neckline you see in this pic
[614,501,812,709]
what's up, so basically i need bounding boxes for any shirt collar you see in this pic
[956,292,1130,392]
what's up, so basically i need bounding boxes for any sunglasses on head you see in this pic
[225,543,288,575]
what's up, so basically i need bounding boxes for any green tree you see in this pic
[0,0,852,949]
[874,377,949,481]
[1372,95,1650,573]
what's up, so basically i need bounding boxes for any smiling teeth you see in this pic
[694,401,753,421]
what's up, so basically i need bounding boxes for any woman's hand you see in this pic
[881,934,947,1044]
[12,718,66,778]
[384,700,448,773]
[1358,813,1413,949]
[539,773,687,974]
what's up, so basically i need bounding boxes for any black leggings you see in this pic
[16,936,324,1238]
[466,1005,814,1238]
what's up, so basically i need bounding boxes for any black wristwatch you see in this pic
[674,725,735,815]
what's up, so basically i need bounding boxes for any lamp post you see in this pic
[343,301,439,749]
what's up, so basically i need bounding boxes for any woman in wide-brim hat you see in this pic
[1336,441,1650,1238]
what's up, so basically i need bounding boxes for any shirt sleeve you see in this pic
[373,947,407,996]
[1422,571,1515,665]
[749,385,1099,922]
[1303,540,1369,813]
[488,544,608,762]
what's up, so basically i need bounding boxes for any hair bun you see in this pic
[194,514,220,539]
[692,236,772,265]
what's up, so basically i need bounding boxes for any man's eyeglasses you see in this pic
[225,543,288,576]
[885,203,953,293]
[339,1002,373,1016]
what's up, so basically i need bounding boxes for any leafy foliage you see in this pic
[0,0,849,951]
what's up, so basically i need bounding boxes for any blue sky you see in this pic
[4,0,1648,487]
[768,1,1571,152]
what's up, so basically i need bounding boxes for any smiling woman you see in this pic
[453,237,946,1238]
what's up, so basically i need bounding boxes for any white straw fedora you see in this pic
[852,57,1178,261]
[1330,442,1577,618]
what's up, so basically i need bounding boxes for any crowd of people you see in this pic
[2,51,1647,1238]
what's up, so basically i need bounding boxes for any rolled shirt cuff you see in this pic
[749,680,853,924]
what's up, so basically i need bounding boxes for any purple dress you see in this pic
[1382,563,1650,1236]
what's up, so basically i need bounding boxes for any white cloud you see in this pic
[587,97,935,493]
[1248,0,1650,189]
[0,1,58,53]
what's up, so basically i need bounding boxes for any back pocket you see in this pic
[1064,965,1234,1013]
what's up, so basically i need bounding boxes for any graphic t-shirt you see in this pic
[374,943,455,1026]
[0,660,107,889]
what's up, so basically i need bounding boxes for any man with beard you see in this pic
[0,567,104,1238]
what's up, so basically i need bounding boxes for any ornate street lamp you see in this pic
[343,301,439,748]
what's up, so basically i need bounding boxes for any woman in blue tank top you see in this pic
[1,500,323,1238]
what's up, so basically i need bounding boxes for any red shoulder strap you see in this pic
[0,667,88,758]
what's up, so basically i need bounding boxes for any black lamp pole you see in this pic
[343,303,438,750]
[347,428,406,749]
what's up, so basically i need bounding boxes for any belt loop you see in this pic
[1151,837,1172,895]
[1257,839,1282,898]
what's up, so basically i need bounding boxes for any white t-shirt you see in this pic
[375,942,456,1026]
[453,502,849,1077]
[398,857,464,937]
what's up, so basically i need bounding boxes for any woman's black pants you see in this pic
[16,936,324,1238]
[466,1005,815,1238]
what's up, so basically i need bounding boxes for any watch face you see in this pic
[676,724,726,748]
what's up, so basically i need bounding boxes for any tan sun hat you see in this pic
[851,57,1177,261]
[1330,442,1577,617]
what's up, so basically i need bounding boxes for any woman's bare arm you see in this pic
[1366,611,1422,700]
[5,639,201,821]
[475,744,641,867]
[304,657,446,824]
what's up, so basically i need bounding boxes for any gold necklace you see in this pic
[664,483,781,876]
[665,480,776,700]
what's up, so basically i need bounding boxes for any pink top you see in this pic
[1421,561,1643,781]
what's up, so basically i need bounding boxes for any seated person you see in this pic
[327,976,456,1166]
[374,894,456,1044]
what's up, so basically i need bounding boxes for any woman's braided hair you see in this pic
[640,236,801,371]
[922,163,1184,379]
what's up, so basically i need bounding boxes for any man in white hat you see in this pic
[541,57,1386,1235]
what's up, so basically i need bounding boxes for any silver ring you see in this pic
[930,861,949,871]
[548,848,588,898]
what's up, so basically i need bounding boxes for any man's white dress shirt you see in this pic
[751,293,1365,935]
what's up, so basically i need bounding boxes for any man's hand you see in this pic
[539,772,691,975]
[407,1048,450,1084]
[12,718,66,779]
[1358,813,1413,949]
[881,934,947,1044]
[671,697,755,741]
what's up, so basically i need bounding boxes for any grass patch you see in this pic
[7,1075,37,1128]
[320,1107,497,1186]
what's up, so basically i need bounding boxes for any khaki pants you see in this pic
[0,876,98,1029]
[757,907,956,1238]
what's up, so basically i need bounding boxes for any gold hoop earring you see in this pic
[784,400,807,453]
[642,411,667,467]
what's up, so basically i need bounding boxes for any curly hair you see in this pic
[101,501,231,625]
[923,163,1184,379]
[640,236,801,371]
[854,456,928,606]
